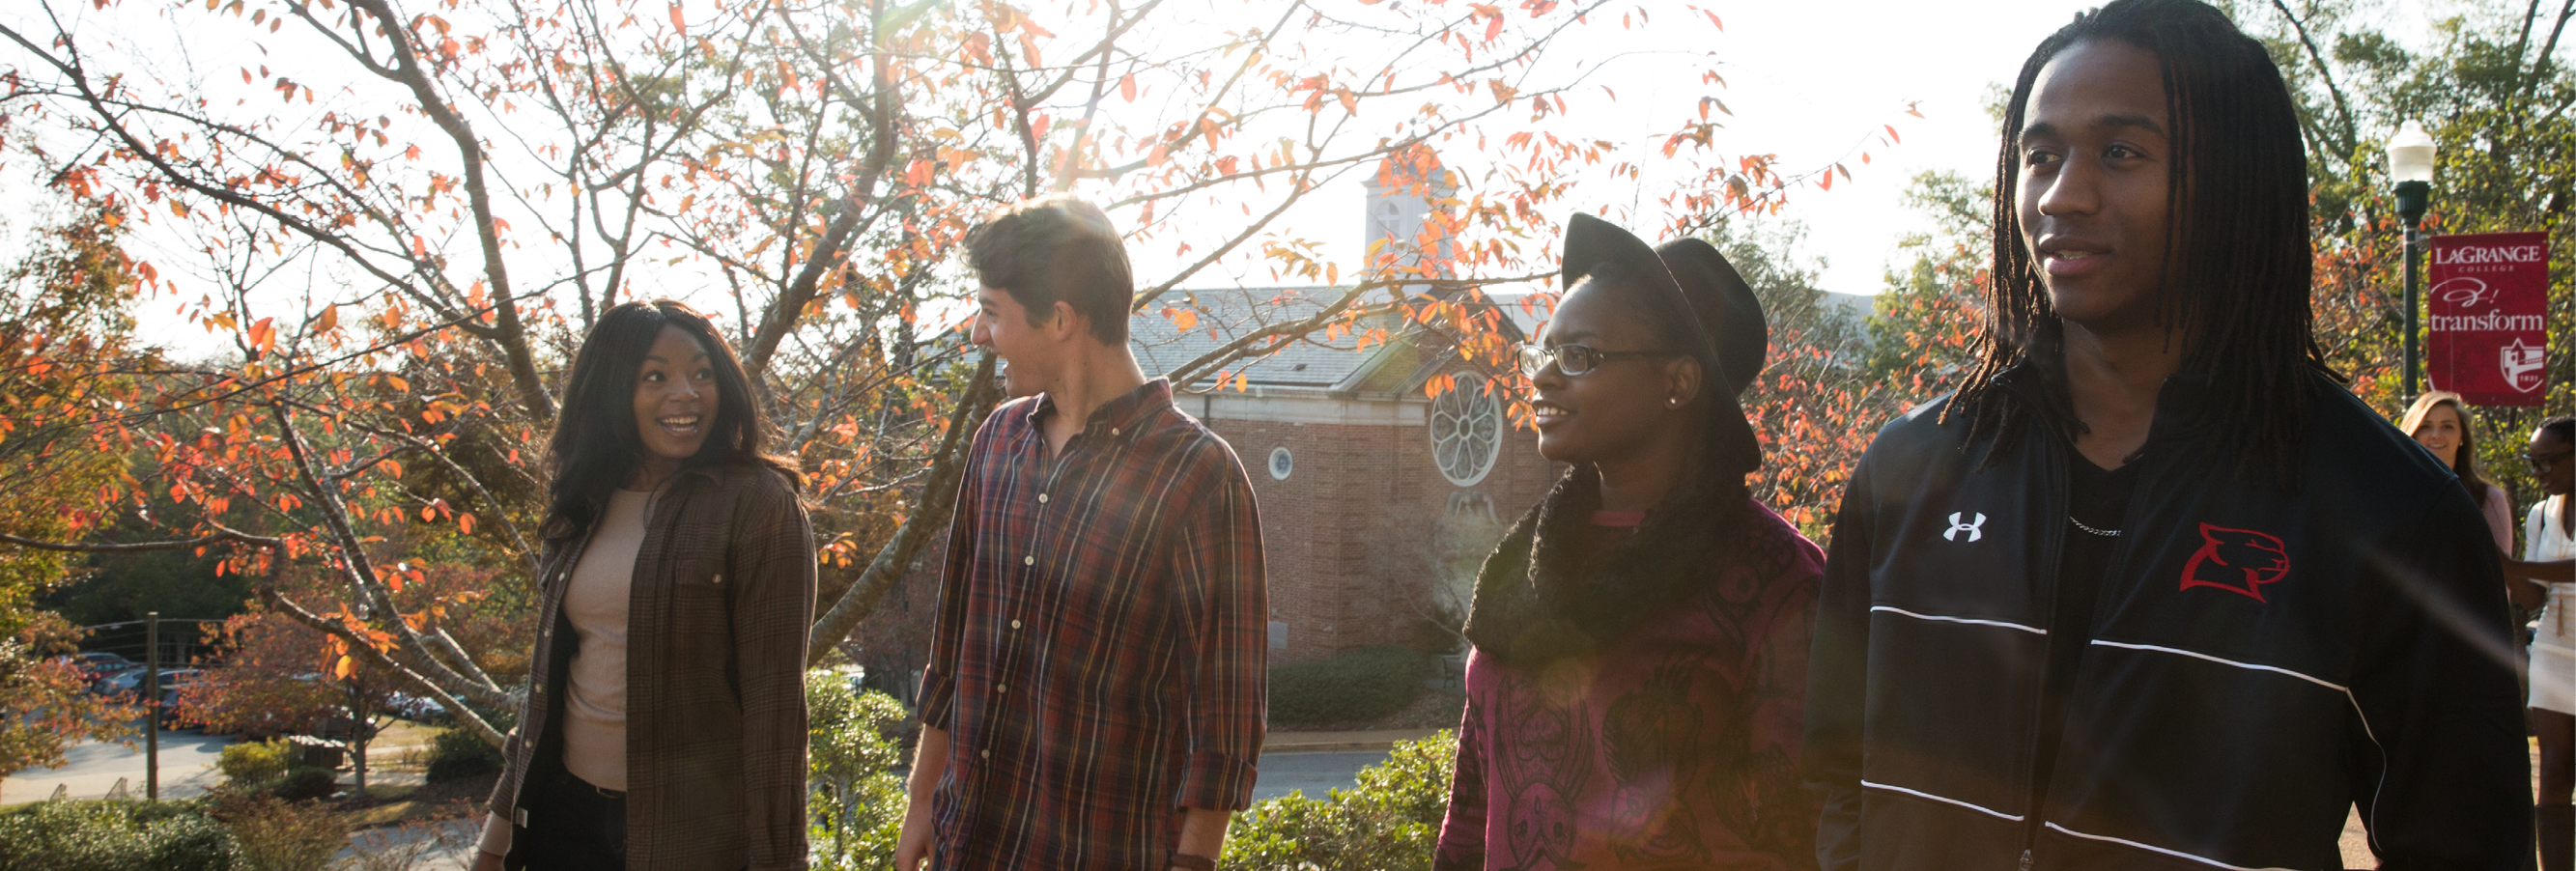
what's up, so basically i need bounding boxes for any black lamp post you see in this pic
[2389,120,2437,398]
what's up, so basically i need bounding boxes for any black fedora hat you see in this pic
[1654,238,1768,397]
[1554,211,1761,477]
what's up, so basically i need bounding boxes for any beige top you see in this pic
[562,487,649,790]
[476,488,651,857]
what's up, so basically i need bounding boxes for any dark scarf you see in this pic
[1461,462,1748,666]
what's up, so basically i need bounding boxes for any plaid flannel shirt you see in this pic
[920,379,1268,870]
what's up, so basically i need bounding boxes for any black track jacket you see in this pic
[1805,366,2533,871]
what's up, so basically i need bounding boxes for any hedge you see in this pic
[0,800,242,871]
[1266,646,1424,725]
[425,725,504,781]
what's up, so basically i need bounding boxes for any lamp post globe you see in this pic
[2388,119,2438,398]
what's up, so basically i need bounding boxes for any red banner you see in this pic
[2427,231,2549,407]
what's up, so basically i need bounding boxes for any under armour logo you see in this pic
[1944,512,1986,542]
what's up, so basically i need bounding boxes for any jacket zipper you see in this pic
[2017,442,2155,870]
[2017,438,2071,869]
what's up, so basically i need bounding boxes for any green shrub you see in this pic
[424,725,504,781]
[214,741,293,788]
[206,793,345,871]
[210,740,334,801]
[807,671,913,870]
[267,767,338,801]
[0,799,243,871]
[1266,646,1424,725]
[1220,730,1457,871]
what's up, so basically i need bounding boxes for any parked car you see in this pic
[385,691,448,723]
[155,669,205,727]
[56,652,135,684]
[87,662,146,695]
[95,665,177,698]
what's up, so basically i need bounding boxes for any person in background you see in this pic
[893,195,1267,871]
[2400,391,2513,553]
[473,300,817,871]
[2507,417,2576,871]
[1800,1,2533,868]
[1434,212,1824,870]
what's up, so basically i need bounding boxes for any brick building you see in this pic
[1129,172,1560,661]
[852,170,1561,698]
[1132,284,1560,661]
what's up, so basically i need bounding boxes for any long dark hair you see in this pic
[1948,0,2335,484]
[544,300,800,541]
[2398,391,2494,498]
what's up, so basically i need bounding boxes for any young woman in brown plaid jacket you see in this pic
[473,300,817,871]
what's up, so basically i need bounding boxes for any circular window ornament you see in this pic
[1267,447,1294,481]
[1429,373,1504,487]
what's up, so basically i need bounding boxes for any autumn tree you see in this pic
[0,0,1806,746]
[2226,0,2576,509]
[0,200,155,772]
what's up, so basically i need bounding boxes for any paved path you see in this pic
[337,818,480,871]
[1265,728,1441,752]
[0,726,235,803]
[1252,748,1397,802]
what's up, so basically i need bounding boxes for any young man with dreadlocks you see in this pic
[1801,1,2534,869]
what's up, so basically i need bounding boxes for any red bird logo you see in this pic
[2178,523,2291,602]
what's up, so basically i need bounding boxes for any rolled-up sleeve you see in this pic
[1170,464,1267,811]
[732,477,817,871]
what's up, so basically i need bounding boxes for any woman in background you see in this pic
[2509,417,2576,871]
[1435,214,1823,870]
[2399,391,2512,554]
[473,300,815,871]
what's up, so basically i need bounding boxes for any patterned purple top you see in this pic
[1437,499,1825,870]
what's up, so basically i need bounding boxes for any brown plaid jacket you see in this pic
[488,463,815,870]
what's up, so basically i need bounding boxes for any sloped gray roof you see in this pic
[1130,285,1393,391]
[1131,283,1540,394]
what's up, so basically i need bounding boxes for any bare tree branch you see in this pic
[807,353,999,663]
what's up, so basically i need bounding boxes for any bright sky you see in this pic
[3,0,2470,357]
[1106,0,2087,299]
[1119,0,2452,299]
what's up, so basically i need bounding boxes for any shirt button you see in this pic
[1011,619,1023,630]
[980,749,990,759]
[1037,493,1049,504]
[1110,428,1119,436]
[1022,555,1034,566]
[996,684,1006,693]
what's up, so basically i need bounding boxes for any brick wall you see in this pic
[863,377,1565,677]
[1203,393,1559,662]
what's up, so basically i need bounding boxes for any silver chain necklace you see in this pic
[2068,516,2121,537]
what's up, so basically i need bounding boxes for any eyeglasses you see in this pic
[2527,450,2573,473]
[1516,343,1684,379]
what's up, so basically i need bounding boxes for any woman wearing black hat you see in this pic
[1434,213,1825,870]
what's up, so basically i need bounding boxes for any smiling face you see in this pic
[2411,403,2463,468]
[971,285,1069,399]
[2532,428,2575,497]
[1528,278,1696,464]
[2017,39,2174,334]
[633,324,718,469]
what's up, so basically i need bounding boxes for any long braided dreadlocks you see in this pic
[1947,0,2337,487]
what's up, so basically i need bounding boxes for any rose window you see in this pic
[1430,373,1503,487]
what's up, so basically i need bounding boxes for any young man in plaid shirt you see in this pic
[894,195,1269,871]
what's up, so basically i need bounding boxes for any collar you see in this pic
[1023,378,1172,442]
[1988,357,2215,449]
